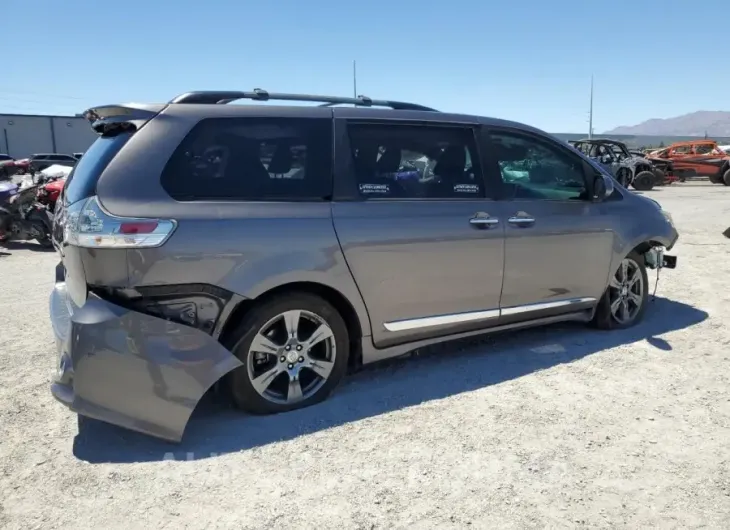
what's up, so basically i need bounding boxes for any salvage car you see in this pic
[13,153,79,174]
[569,138,674,190]
[49,89,679,441]
[650,140,730,184]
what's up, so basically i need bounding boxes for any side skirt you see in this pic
[361,309,594,365]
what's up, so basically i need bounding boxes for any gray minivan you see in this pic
[49,90,678,441]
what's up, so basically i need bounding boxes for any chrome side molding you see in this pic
[383,308,500,332]
[500,297,596,316]
[383,297,597,332]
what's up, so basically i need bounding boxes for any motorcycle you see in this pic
[0,175,55,247]
[36,175,65,212]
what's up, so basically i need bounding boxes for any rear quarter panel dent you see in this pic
[126,216,373,338]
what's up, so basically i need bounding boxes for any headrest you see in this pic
[376,147,402,173]
[434,145,466,177]
[267,141,293,174]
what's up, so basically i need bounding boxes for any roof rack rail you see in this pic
[169,89,437,111]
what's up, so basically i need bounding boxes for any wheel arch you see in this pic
[218,281,366,369]
[631,240,664,256]
[608,237,667,282]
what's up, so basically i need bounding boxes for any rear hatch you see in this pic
[53,103,168,307]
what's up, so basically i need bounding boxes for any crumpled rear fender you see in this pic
[51,283,243,442]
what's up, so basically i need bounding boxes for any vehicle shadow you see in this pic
[72,296,707,463]
[0,241,54,252]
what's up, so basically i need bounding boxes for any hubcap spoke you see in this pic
[620,299,630,321]
[304,324,334,350]
[620,261,629,282]
[609,276,621,289]
[250,333,280,354]
[282,310,301,340]
[628,268,641,287]
[251,365,283,394]
[628,292,642,305]
[306,357,334,379]
[287,375,303,402]
[610,296,622,314]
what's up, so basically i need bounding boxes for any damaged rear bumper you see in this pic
[49,282,242,442]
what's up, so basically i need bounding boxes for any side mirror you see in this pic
[592,173,613,202]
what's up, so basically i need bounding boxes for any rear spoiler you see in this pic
[82,103,166,135]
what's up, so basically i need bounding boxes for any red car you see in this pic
[651,140,730,185]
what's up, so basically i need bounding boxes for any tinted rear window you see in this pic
[161,117,333,201]
[63,132,131,205]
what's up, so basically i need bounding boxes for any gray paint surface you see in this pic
[49,101,679,441]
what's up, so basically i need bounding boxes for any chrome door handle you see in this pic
[470,218,499,226]
[508,215,535,226]
[470,213,499,228]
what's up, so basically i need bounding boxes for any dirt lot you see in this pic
[1,182,729,529]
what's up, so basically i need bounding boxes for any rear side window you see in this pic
[161,118,333,201]
[63,132,132,205]
[346,123,484,199]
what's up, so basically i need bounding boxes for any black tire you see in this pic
[722,169,730,186]
[35,235,53,249]
[632,171,654,191]
[653,168,666,185]
[227,293,350,415]
[592,250,649,330]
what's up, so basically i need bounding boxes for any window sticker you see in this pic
[359,183,390,194]
[454,183,480,194]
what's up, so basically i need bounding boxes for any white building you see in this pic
[0,113,97,158]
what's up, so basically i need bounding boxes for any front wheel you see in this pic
[592,251,649,330]
[227,293,350,415]
[632,171,655,191]
[722,169,730,186]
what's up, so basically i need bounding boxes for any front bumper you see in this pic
[50,282,242,442]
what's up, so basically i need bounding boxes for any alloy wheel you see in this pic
[246,309,336,405]
[608,258,644,324]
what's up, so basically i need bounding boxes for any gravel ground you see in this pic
[1,182,730,529]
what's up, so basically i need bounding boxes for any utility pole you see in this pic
[588,75,594,139]
[353,60,358,99]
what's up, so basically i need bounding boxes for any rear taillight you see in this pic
[66,196,176,248]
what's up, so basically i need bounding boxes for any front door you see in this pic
[332,117,505,348]
[486,127,615,324]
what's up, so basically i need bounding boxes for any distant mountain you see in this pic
[604,111,730,137]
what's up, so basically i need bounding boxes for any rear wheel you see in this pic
[722,168,730,186]
[227,293,349,415]
[632,171,655,191]
[592,251,648,330]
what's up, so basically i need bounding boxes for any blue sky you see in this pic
[2,0,727,133]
